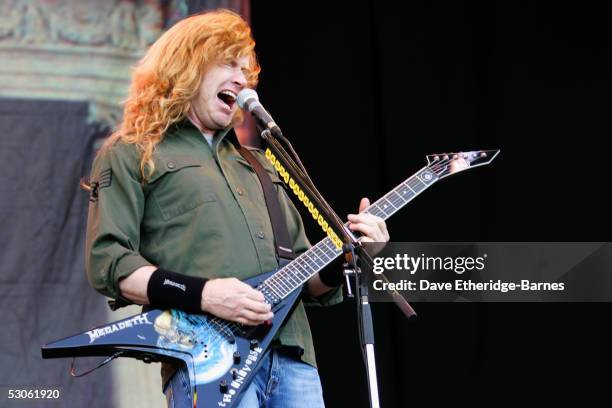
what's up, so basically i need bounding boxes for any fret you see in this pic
[271,273,291,294]
[265,282,283,299]
[268,284,286,300]
[322,238,336,251]
[309,247,329,265]
[283,259,312,292]
[267,282,285,299]
[376,197,396,216]
[397,182,416,202]
[298,257,316,274]
[280,270,297,289]
[385,190,405,208]
[366,205,386,218]
[291,262,310,281]
[325,240,342,257]
[369,207,387,220]
[283,266,302,286]
[303,251,324,269]
[257,283,277,304]
[284,263,314,288]
[265,272,283,292]
[284,263,299,290]
[313,244,333,261]
[406,177,426,192]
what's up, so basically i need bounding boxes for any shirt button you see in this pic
[167,161,176,169]
[237,188,244,196]
[256,231,265,239]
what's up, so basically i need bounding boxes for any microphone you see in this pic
[237,89,283,137]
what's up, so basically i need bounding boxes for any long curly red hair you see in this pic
[102,9,260,181]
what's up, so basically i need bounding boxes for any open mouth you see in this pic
[217,90,237,110]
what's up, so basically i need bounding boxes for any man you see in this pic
[85,9,389,408]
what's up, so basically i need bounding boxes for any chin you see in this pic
[209,117,232,130]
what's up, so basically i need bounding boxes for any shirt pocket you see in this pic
[148,155,217,221]
[234,155,286,189]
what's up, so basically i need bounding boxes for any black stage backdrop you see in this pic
[251,1,612,407]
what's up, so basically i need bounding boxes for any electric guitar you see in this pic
[42,149,499,407]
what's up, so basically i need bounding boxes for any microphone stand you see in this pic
[256,126,416,408]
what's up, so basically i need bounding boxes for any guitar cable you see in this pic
[69,351,125,377]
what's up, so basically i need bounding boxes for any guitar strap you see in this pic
[237,145,297,261]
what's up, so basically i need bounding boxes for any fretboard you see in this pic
[257,166,439,304]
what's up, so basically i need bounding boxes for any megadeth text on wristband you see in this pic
[146,268,208,313]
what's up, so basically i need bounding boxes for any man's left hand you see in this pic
[347,197,390,243]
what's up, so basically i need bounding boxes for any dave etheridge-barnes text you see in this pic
[372,279,565,293]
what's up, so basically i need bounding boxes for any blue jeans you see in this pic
[164,348,325,408]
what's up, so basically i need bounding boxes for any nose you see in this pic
[232,68,247,88]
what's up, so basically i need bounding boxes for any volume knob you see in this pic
[219,380,228,394]
[233,351,241,364]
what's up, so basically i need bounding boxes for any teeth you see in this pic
[219,90,237,100]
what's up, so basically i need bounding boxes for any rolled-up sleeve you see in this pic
[85,144,153,304]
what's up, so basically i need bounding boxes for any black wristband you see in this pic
[146,268,208,313]
[318,257,345,287]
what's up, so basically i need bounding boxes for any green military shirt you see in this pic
[85,120,342,373]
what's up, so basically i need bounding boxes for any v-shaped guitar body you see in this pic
[42,270,303,408]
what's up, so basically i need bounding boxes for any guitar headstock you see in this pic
[426,149,500,179]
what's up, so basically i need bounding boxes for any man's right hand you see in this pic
[201,278,273,326]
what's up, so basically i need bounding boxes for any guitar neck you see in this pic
[258,166,439,303]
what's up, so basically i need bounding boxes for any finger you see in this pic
[348,213,383,228]
[348,213,376,224]
[377,217,389,237]
[358,197,370,213]
[242,297,272,314]
[241,309,274,324]
[239,284,266,302]
[348,222,378,240]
